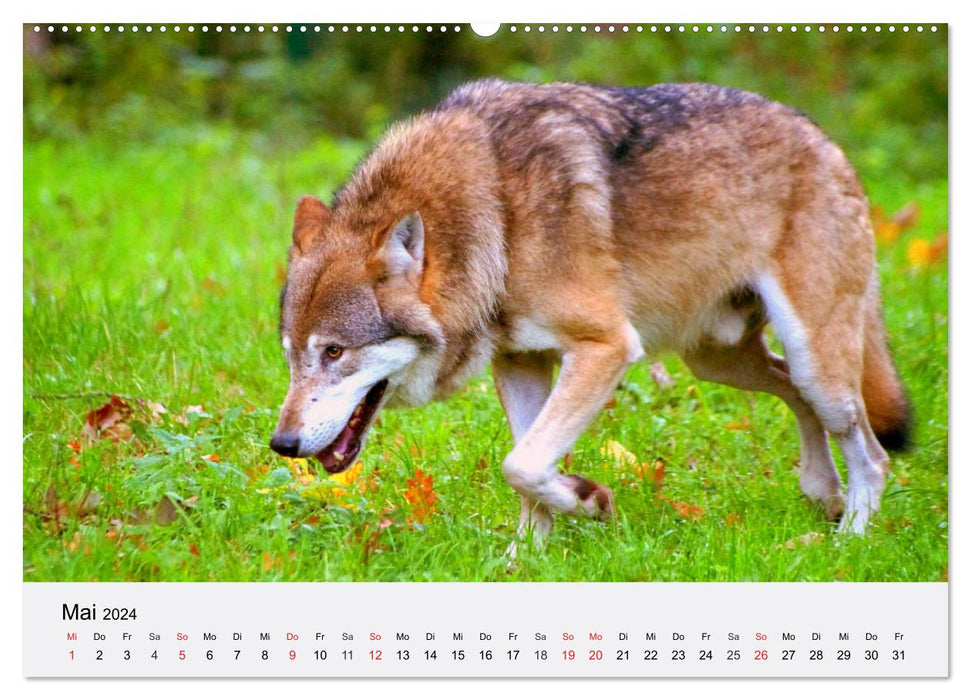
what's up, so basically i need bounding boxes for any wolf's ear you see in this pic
[292,195,331,253]
[375,211,424,278]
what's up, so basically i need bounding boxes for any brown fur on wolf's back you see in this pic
[330,79,910,448]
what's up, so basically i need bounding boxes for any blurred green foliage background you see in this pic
[24,24,946,189]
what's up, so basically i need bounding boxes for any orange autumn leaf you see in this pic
[907,233,948,268]
[725,415,751,431]
[634,459,666,485]
[872,201,920,244]
[650,460,667,484]
[664,498,705,520]
[404,467,437,523]
[874,219,900,245]
[245,464,270,483]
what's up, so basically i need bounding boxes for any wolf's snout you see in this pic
[269,432,301,458]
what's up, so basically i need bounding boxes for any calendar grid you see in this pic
[23,582,948,677]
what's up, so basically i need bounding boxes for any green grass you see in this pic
[23,127,948,582]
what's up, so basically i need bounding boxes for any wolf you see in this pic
[270,79,910,544]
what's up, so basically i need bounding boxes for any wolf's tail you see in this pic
[861,288,912,451]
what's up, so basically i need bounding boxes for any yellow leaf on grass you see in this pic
[329,460,364,486]
[300,461,366,509]
[601,440,637,469]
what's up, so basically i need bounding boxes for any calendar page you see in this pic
[21,16,949,680]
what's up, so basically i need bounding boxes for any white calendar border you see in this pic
[6,0,961,696]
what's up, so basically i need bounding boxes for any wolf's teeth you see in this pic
[333,451,345,463]
[349,418,361,428]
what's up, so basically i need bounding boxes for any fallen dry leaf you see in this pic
[329,460,364,487]
[245,464,271,483]
[144,400,168,420]
[891,201,921,229]
[601,440,637,469]
[725,415,751,431]
[664,498,705,520]
[649,459,667,485]
[82,396,133,444]
[130,494,195,526]
[907,233,948,268]
[262,551,281,572]
[44,487,101,525]
[872,201,920,244]
[404,467,437,523]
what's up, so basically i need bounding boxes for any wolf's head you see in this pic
[269,195,443,473]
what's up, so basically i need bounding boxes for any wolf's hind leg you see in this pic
[755,272,889,534]
[499,324,641,520]
[681,331,844,519]
[493,352,555,545]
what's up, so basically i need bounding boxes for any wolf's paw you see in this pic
[836,504,872,535]
[821,492,845,522]
[563,474,615,520]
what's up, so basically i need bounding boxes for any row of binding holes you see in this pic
[510,25,937,33]
[32,25,939,34]
[32,25,464,33]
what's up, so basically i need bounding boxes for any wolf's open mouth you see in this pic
[314,379,388,474]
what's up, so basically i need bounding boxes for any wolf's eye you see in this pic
[324,345,343,360]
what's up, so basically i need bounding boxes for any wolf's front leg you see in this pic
[500,325,642,523]
[493,352,555,549]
